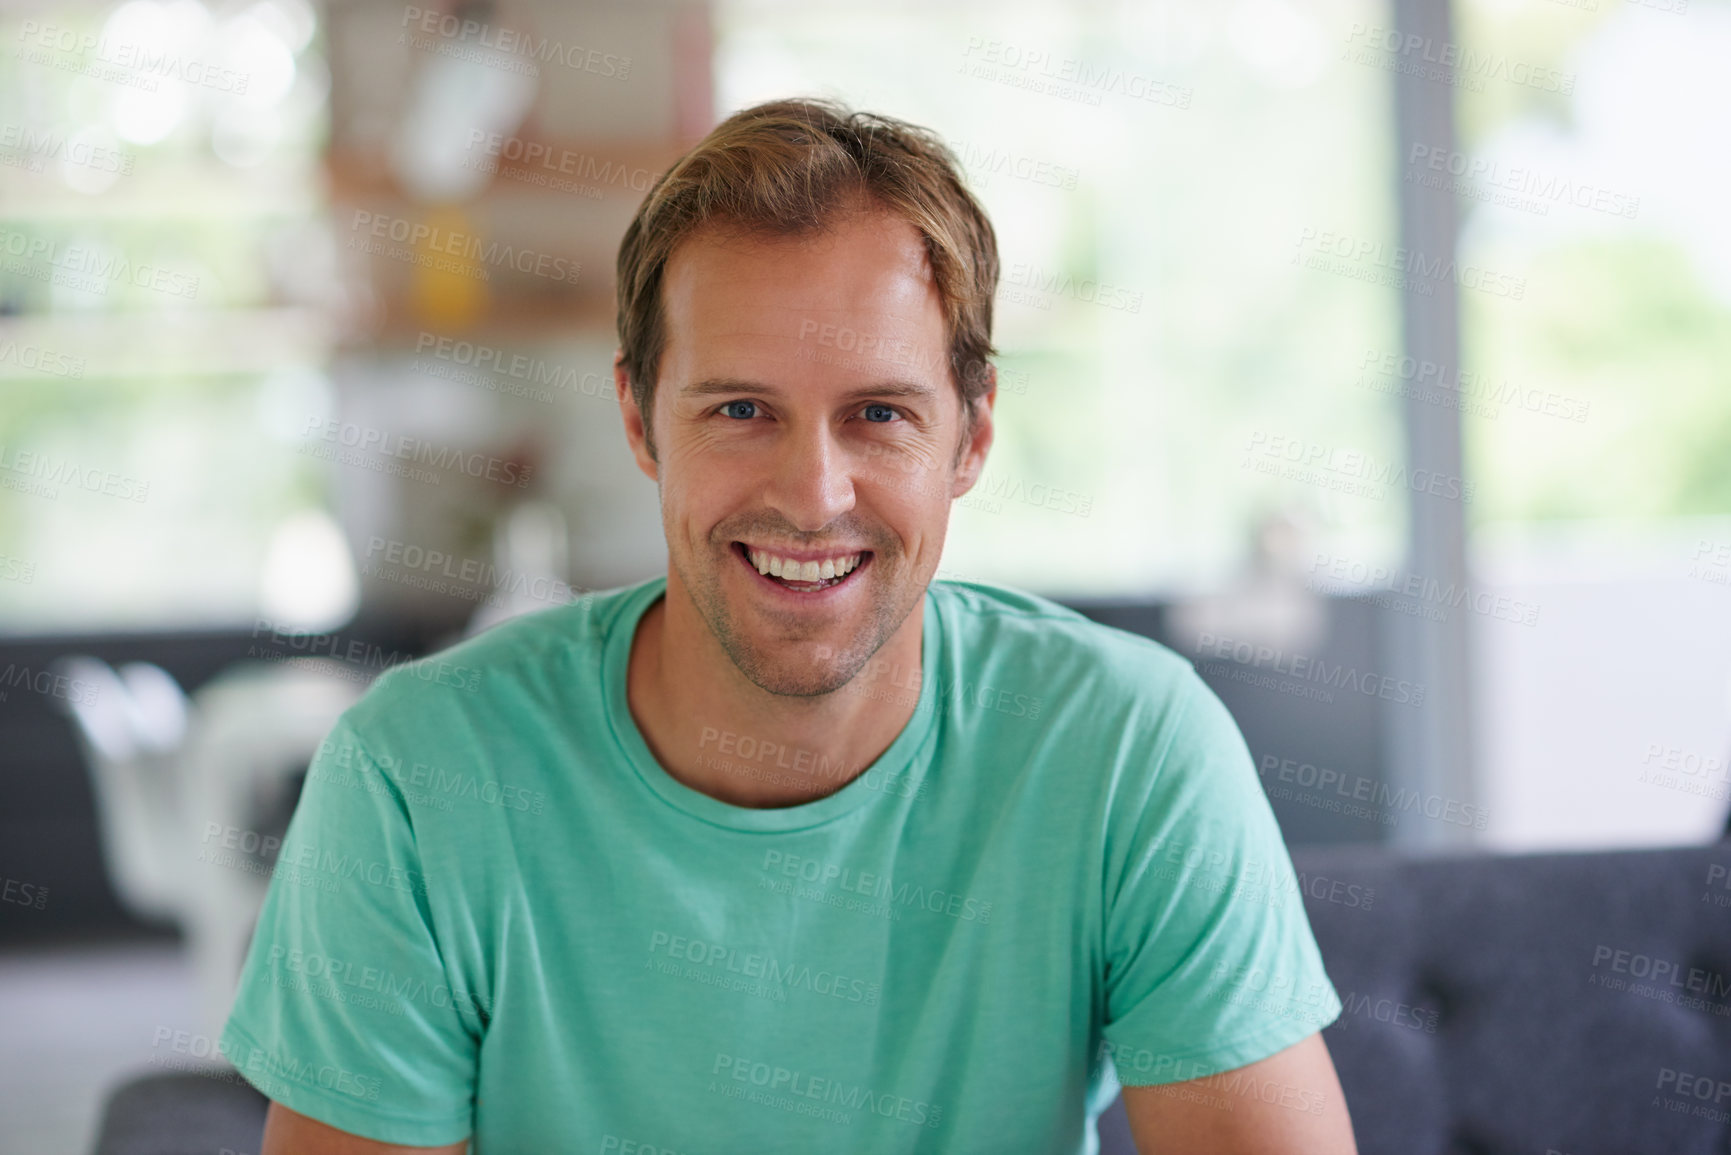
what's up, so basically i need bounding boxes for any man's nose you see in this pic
[762,423,858,531]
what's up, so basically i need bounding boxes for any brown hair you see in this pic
[615,97,999,463]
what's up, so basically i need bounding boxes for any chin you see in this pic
[675,537,914,697]
[735,614,895,700]
[746,663,858,699]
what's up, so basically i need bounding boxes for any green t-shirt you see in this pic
[219,574,1341,1153]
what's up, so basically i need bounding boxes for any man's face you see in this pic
[616,207,994,698]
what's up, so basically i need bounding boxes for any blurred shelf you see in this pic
[0,160,326,221]
[321,137,674,348]
[0,307,334,381]
[325,138,681,204]
[335,291,619,351]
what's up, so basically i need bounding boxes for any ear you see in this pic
[949,365,997,499]
[615,350,659,482]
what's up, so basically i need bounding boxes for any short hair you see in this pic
[615,96,999,463]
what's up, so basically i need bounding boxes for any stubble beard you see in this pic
[672,535,915,699]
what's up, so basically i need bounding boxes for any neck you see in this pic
[626,575,924,809]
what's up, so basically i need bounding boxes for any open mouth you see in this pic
[732,541,873,594]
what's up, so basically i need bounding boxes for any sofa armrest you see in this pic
[91,1068,268,1155]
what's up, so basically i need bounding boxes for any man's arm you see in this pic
[261,1101,469,1155]
[1119,1032,1357,1155]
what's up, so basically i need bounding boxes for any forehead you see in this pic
[658,209,948,377]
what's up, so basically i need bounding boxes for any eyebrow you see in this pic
[678,377,941,403]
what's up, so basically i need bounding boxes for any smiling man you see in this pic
[222,98,1357,1154]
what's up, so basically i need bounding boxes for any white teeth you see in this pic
[745,547,862,583]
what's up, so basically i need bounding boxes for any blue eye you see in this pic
[863,403,899,423]
[720,400,757,419]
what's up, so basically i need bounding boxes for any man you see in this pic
[222,97,1358,1154]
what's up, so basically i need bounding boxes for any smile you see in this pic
[731,541,873,595]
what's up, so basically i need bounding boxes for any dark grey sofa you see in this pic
[96,844,1731,1154]
[1098,842,1731,1155]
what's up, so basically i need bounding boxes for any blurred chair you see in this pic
[461,498,577,639]
[54,655,364,1040]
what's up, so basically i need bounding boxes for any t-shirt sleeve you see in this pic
[1099,672,1342,1086]
[217,714,479,1145]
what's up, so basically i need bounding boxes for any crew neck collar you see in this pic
[600,575,943,832]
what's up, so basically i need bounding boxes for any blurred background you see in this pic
[1,0,1727,1149]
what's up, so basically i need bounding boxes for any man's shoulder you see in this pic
[341,577,651,738]
[930,578,1240,817]
[930,576,1197,691]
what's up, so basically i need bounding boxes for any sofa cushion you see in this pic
[91,1068,268,1155]
[1287,843,1731,1155]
